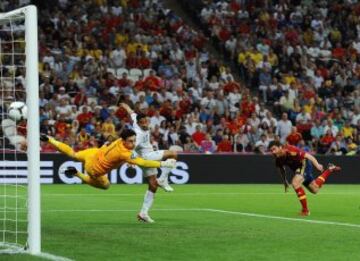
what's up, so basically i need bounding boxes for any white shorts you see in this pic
[135,150,165,177]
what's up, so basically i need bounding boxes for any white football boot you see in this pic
[137,212,155,223]
[157,178,174,192]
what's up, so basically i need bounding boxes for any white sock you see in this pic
[140,190,154,214]
[159,167,171,181]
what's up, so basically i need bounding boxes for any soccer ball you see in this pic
[8,101,27,121]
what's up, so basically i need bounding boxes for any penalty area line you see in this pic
[204,208,360,229]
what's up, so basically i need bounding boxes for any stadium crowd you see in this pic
[180,0,360,156]
[1,0,360,155]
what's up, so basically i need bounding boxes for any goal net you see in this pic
[0,5,40,254]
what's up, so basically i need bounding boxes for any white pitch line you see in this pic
[41,208,360,229]
[0,242,73,261]
[36,252,74,261]
[205,208,360,229]
[0,208,202,213]
[43,208,203,213]
[42,192,360,197]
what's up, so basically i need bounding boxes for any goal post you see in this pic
[0,5,40,255]
[25,5,41,255]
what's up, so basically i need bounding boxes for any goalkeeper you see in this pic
[40,129,176,189]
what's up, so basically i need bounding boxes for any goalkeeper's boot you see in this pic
[137,212,155,223]
[61,166,78,177]
[299,209,310,216]
[157,178,174,192]
[40,134,49,142]
[327,163,341,173]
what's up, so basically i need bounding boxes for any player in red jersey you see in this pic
[269,142,341,216]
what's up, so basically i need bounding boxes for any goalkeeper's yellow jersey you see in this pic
[91,139,161,176]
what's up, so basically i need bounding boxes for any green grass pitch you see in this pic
[3,184,360,261]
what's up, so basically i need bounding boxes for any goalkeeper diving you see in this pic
[40,129,176,189]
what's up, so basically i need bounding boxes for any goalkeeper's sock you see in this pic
[314,169,331,188]
[48,138,76,158]
[295,187,308,211]
[140,190,154,214]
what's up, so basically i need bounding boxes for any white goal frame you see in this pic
[0,5,40,255]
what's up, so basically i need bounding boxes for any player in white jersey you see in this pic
[120,103,177,223]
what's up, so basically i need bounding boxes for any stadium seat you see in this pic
[143,68,153,77]
[116,68,129,77]
[106,68,116,75]
[128,75,139,82]
[129,68,142,77]
[87,97,98,105]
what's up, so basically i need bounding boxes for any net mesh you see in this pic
[0,11,28,252]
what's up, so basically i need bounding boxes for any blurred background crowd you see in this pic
[0,0,359,155]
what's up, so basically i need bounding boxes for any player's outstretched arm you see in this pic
[127,157,176,169]
[120,103,133,115]
[120,103,138,126]
[304,153,323,172]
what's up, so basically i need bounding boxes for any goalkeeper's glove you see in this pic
[160,159,177,169]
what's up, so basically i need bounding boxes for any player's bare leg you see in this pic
[306,163,341,194]
[306,182,320,194]
[138,175,158,223]
[291,174,310,216]
[62,166,110,190]
[157,150,177,192]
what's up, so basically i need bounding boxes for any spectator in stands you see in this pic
[277,113,292,143]
[342,120,354,139]
[233,128,249,153]
[192,125,206,147]
[247,126,261,152]
[297,139,313,153]
[328,134,348,155]
[286,127,303,146]
[184,136,199,153]
[101,117,116,140]
[323,120,339,137]
[319,129,335,154]
[200,134,216,153]
[9,0,355,155]
[255,134,269,154]
[217,135,233,153]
